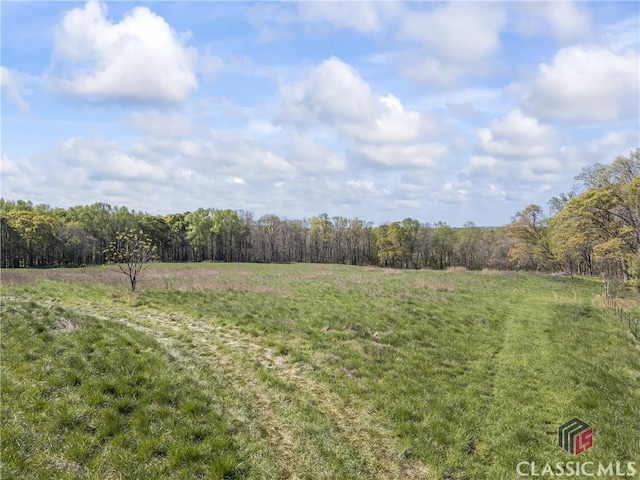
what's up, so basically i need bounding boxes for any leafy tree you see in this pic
[433,222,455,269]
[164,213,191,262]
[376,222,404,267]
[506,205,555,270]
[553,151,640,280]
[211,209,249,262]
[185,208,215,261]
[309,214,332,263]
[104,229,157,291]
[4,209,60,267]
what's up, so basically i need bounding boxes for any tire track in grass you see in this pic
[39,297,431,479]
[15,298,287,480]
[116,306,431,479]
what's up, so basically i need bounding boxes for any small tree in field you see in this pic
[104,229,157,291]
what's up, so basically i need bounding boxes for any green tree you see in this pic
[309,214,332,263]
[433,221,456,270]
[376,222,405,267]
[185,208,215,261]
[211,209,248,262]
[506,205,555,270]
[552,151,640,280]
[4,209,60,267]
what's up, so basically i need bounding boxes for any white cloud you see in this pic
[124,111,197,139]
[225,176,245,185]
[397,2,505,85]
[358,143,447,169]
[515,2,592,43]
[280,57,376,124]
[478,109,560,158]
[1,154,20,177]
[298,2,381,33]
[470,110,568,190]
[601,17,640,52]
[522,46,640,122]
[50,0,198,103]
[1,66,31,111]
[279,57,431,144]
[59,137,168,182]
[285,132,347,174]
[399,3,505,64]
[198,52,224,81]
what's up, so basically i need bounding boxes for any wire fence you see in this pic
[603,281,639,340]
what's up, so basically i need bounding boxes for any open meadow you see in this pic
[1,263,639,479]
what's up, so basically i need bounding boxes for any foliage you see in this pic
[506,204,555,270]
[552,150,640,280]
[103,229,157,291]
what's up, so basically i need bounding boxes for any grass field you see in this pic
[2,263,639,479]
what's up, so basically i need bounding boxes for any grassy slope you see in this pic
[2,264,639,479]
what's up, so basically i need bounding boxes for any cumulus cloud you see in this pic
[357,143,447,169]
[280,57,376,124]
[279,57,432,144]
[522,45,640,122]
[477,109,560,158]
[400,3,504,64]
[559,130,640,170]
[398,2,505,85]
[1,66,31,111]
[465,110,570,194]
[285,132,346,174]
[58,137,168,182]
[1,154,21,177]
[50,0,198,103]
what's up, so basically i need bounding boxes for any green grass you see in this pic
[2,264,639,479]
[1,301,244,480]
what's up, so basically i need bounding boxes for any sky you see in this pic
[1,1,639,227]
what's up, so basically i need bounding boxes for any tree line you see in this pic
[1,150,638,283]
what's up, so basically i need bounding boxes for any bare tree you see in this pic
[104,229,157,291]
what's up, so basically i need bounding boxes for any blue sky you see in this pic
[1,1,638,226]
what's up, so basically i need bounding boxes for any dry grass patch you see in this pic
[592,294,638,310]
[445,266,468,273]
[480,268,505,275]
[412,277,456,293]
[382,268,403,275]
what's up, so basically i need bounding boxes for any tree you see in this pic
[104,229,157,291]
[433,222,455,269]
[455,221,483,270]
[506,205,555,270]
[552,153,640,280]
[4,209,60,267]
[375,223,404,267]
[185,208,215,261]
[211,209,249,262]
